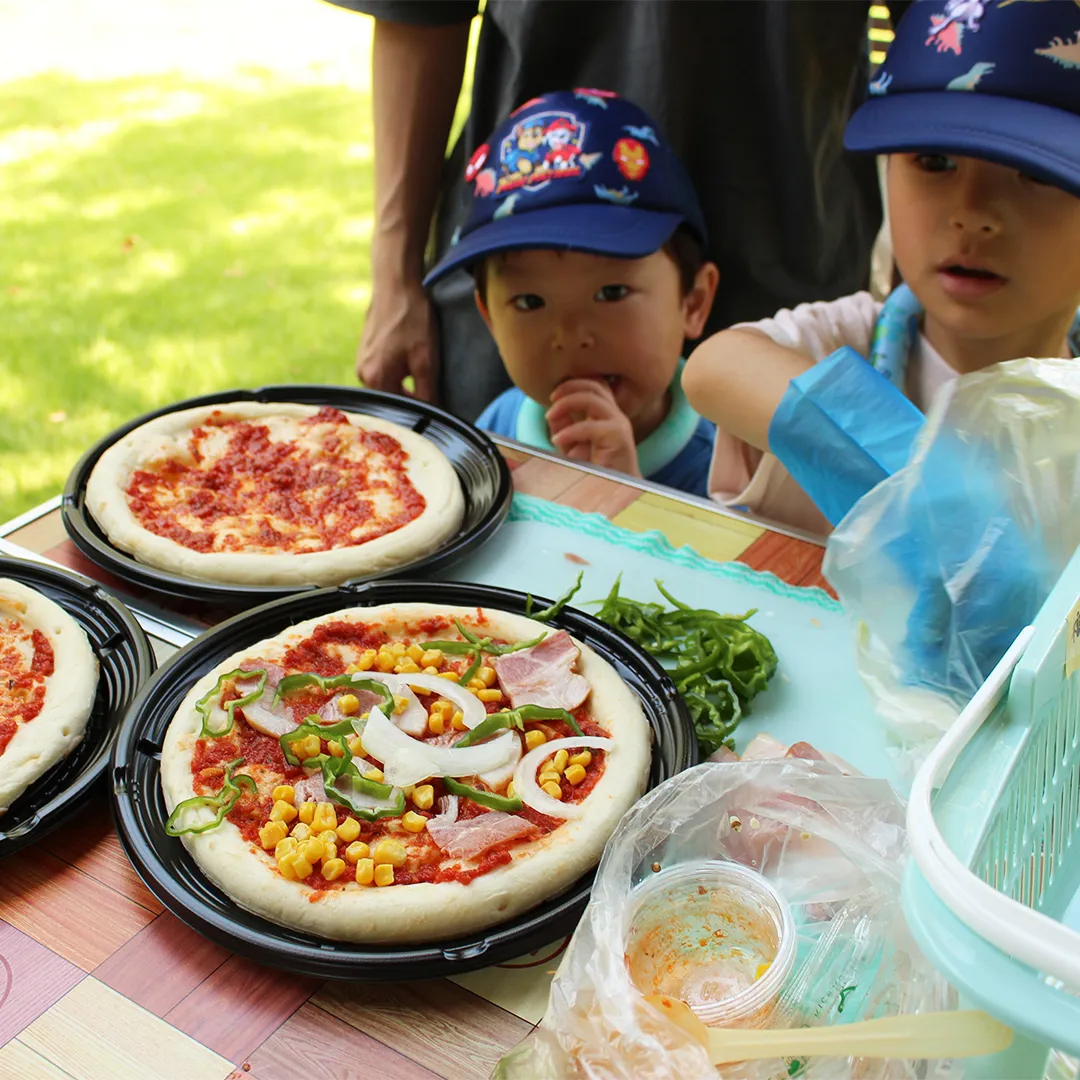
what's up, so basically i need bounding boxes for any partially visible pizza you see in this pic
[0,579,99,816]
[86,403,466,587]
[160,603,652,943]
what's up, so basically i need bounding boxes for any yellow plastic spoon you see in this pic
[645,995,1013,1065]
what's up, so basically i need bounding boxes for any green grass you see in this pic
[0,0,480,523]
[0,0,386,522]
[0,70,374,520]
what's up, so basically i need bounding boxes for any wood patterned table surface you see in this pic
[0,444,828,1080]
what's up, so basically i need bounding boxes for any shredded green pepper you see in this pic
[197,669,267,739]
[525,572,584,622]
[165,757,256,836]
[443,775,524,812]
[273,672,393,709]
[422,621,547,688]
[279,715,357,766]
[594,576,778,757]
[453,703,583,748]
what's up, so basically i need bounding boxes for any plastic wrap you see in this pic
[823,358,1080,772]
[494,761,953,1080]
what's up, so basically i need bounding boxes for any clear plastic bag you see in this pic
[493,761,953,1080]
[823,358,1080,776]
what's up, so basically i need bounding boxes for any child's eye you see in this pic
[511,294,545,312]
[594,284,629,302]
[913,153,956,173]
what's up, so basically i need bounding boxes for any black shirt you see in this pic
[332,0,895,419]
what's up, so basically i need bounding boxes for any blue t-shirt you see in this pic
[476,363,716,498]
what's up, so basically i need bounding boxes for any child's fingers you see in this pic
[550,418,623,449]
[546,390,621,427]
[563,441,592,461]
[550,378,617,404]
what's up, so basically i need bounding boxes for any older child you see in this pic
[683,0,1080,535]
[423,91,719,496]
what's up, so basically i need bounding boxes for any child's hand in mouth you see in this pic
[546,377,640,476]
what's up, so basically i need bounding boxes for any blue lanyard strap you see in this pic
[868,285,1080,389]
[868,283,922,389]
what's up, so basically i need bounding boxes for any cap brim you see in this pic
[846,91,1080,198]
[423,204,684,287]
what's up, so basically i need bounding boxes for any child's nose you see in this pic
[950,172,1004,237]
[551,316,595,351]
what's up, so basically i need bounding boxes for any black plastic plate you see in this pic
[0,556,156,858]
[62,385,513,608]
[112,579,696,979]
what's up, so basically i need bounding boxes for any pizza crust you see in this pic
[161,604,653,943]
[86,402,466,586]
[0,579,99,816]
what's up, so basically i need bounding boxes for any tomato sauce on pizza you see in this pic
[125,407,426,555]
[0,622,55,756]
[173,616,612,893]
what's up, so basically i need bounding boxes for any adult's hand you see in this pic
[357,17,471,402]
[357,278,438,401]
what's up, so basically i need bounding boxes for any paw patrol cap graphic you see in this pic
[846,0,1080,196]
[423,90,708,286]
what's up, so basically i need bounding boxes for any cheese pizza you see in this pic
[160,603,652,943]
[86,403,466,587]
[0,579,99,816]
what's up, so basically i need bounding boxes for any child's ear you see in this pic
[474,288,493,332]
[682,261,720,340]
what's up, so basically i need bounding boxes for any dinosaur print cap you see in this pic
[846,0,1080,196]
[423,90,707,287]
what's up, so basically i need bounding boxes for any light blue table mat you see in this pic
[445,494,904,794]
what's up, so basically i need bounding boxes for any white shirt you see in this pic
[707,291,959,537]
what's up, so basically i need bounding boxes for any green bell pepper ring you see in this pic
[319,737,405,819]
[442,776,524,813]
[452,703,583,748]
[459,651,483,688]
[452,710,524,748]
[421,626,548,688]
[515,704,584,737]
[165,757,256,836]
[273,672,393,708]
[280,715,358,766]
[197,669,267,739]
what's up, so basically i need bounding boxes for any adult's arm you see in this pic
[332,2,475,399]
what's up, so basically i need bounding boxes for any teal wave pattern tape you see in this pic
[508,493,841,614]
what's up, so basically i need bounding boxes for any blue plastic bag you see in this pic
[825,358,1080,713]
[768,347,925,527]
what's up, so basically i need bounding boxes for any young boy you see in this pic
[422,91,720,496]
[683,0,1080,536]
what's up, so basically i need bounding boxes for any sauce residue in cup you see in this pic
[625,861,794,1028]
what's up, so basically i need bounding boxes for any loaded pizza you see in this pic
[160,603,652,943]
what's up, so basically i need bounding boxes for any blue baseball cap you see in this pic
[423,89,708,287]
[846,0,1080,197]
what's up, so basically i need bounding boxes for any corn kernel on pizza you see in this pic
[86,402,465,587]
[160,603,652,943]
[0,579,98,816]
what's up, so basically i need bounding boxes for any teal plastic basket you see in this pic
[904,545,1080,1078]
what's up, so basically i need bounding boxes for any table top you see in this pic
[0,444,827,1080]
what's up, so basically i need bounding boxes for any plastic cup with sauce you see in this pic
[625,860,796,1029]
